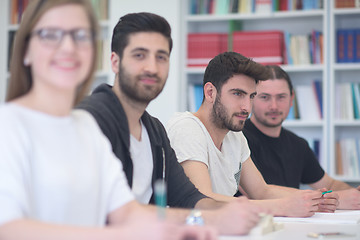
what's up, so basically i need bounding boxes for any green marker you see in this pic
[322,190,332,196]
[154,179,167,219]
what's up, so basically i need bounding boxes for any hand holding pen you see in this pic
[317,188,339,213]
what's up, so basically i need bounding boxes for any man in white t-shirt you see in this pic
[167,52,339,217]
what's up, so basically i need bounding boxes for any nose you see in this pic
[242,96,253,113]
[270,97,278,109]
[143,55,158,74]
[58,34,76,52]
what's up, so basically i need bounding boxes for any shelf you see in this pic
[333,63,360,71]
[283,120,324,127]
[333,8,360,15]
[186,9,324,22]
[334,120,360,126]
[185,64,324,74]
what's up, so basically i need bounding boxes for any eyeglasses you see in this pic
[30,28,94,49]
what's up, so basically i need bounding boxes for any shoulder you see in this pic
[281,127,309,145]
[167,112,203,132]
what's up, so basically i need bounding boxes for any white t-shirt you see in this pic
[130,121,153,204]
[166,111,250,196]
[0,103,134,227]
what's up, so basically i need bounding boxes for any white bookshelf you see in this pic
[180,0,360,183]
[328,3,360,181]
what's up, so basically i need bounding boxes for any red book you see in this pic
[335,0,355,8]
[232,30,284,65]
[187,33,228,67]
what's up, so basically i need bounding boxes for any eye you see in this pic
[157,54,168,62]
[259,95,269,100]
[133,53,145,59]
[73,29,92,42]
[39,29,62,41]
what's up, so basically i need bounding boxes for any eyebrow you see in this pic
[230,88,256,96]
[130,47,170,56]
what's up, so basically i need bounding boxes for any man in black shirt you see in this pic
[243,65,360,210]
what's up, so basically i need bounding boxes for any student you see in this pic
[0,1,217,239]
[166,52,340,217]
[242,64,360,210]
[77,12,262,235]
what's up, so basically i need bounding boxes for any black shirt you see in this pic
[242,119,325,188]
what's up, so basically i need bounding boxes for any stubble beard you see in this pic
[211,95,248,132]
[117,64,165,104]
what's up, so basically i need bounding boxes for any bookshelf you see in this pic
[0,0,112,103]
[329,3,360,182]
[180,0,360,183]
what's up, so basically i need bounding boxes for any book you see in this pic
[232,30,284,65]
[335,0,355,8]
[312,80,323,118]
[188,84,204,112]
[294,84,321,121]
[187,33,228,67]
[254,0,272,13]
[336,141,344,175]
[355,29,360,62]
[351,83,360,119]
[337,29,347,63]
[346,29,356,62]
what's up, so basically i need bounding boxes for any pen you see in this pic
[155,179,167,219]
[321,190,332,196]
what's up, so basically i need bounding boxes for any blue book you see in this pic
[351,83,360,119]
[355,29,360,62]
[346,29,356,62]
[194,84,204,111]
[313,80,323,118]
[337,29,347,63]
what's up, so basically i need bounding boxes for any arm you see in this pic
[240,158,337,217]
[309,174,360,209]
[0,215,216,240]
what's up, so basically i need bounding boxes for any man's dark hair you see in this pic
[111,12,173,58]
[203,52,271,94]
[265,65,294,95]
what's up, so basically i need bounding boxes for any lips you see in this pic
[53,60,79,70]
[266,112,281,118]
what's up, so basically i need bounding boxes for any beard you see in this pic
[253,111,285,128]
[211,94,249,132]
[117,63,165,104]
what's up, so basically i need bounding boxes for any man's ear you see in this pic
[290,90,295,107]
[110,52,120,74]
[203,82,217,104]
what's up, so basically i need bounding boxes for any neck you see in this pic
[250,116,281,138]
[112,85,147,141]
[13,86,75,116]
[194,106,228,151]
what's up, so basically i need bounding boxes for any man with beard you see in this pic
[77,12,265,236]
[166,52,339,217]
[242,65,360,210]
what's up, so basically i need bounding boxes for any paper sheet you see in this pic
[274,210,360,225]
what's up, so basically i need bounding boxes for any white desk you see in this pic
[220,221,360,240]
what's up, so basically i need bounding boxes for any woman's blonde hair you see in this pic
[6,0,99,105]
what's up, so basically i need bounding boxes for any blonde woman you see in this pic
[0,1,215,239]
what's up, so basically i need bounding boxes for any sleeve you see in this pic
[161,126,208,208]
[300,139,325,184]
[238,132,250,164]
[167,118,209,167]
[0,114,30,226]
